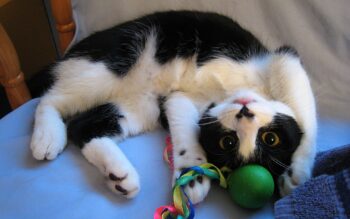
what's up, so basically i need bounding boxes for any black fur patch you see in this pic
[275,45,299,57]
[199,113,244,168]
[153,11,268,65]
[67,103,123,147]
[65,11,268,76]
[257,113,303,176]
[28,63,57,98]
[66,20,150,77]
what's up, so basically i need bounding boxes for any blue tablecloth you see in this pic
[1,99,349,218]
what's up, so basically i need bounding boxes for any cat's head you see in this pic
[199,89,303,177]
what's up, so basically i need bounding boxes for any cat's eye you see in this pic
[261,132,280,147]
[219,135,237,150]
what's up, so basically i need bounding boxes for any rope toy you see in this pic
[155,136,275,218]
[154,163,227,219]
[156,137,227,219]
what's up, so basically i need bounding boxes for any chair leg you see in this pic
[50,0,75,54]
[0,24,31,109]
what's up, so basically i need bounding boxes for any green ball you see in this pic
[227,164,274,209]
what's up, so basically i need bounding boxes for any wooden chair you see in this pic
[0,0,74,110]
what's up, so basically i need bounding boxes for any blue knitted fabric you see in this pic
[274,145,350,219]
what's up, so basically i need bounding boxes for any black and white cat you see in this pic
[30,11,316,203]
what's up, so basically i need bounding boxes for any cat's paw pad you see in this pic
[278,168,308,196]
[30,120,66,160]
[172,168,211,204]
[183,175,211,204]
[106,170,140,198]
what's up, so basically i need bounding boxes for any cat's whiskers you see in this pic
[198,120,220,126]
[199,110,237,126]
[268,154,289,169]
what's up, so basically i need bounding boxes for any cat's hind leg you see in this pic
[67,96,160,198]
[66,103,141,198]
[82,137,140,198]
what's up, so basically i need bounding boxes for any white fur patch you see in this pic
[49,58,120,117]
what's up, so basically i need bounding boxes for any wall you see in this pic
[0,0,57,79]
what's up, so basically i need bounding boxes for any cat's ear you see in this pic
[274,45,299,57]
[275,45,303,66]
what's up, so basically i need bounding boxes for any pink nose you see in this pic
[234,98,254,105]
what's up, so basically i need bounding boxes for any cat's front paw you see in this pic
[172,169,211,204]
[170,142,211,204]
[172,149,211,204]
[278,166,310,196]
[30,116,67,160]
